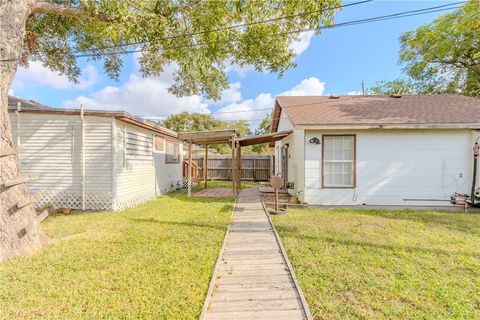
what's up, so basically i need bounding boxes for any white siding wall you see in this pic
[274,111,305,200]
[9,113,113,210]
[304,129,477,206]
[115,120,183,210]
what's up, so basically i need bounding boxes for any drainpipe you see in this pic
[15,102,21,147]
[80,105,86,211]
[472,139,479,206]
[111,118,117,210]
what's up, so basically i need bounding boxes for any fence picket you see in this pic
[190,154,273,181]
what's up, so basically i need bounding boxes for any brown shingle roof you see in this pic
[272,94,480,131]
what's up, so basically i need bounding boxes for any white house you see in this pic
[272,94,480,207]
[8,96,183,211]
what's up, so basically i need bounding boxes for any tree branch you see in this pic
[31,1,111,21]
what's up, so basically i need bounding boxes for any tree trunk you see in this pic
[1,0,43,261]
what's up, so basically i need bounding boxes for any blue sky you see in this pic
[11,0,459,128]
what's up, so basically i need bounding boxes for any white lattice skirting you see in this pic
[33,189,112,211]
[116,191,157,211]
[182,177,198,189]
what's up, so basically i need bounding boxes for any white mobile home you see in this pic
[8,96,183,211]
[272,94,480,207]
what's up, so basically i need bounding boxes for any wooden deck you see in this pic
[201,188,311,320]
[194,188,234,198]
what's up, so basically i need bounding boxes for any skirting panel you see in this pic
[116,191,157,211]
[33,189,112,211]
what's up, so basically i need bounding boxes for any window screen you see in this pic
[323,135,355,187]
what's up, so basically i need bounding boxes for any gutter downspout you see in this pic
[472,138,479,206]
[15,102,21,147]
[111,119,117,211]
[80,105,86,211]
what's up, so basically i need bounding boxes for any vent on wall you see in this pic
[389,94,402,98]
[329,95,340,99]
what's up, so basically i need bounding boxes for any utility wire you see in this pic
[72,1,464,58]
[0,1,464,62]
[71,0,373,54]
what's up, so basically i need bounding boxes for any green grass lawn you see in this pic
[0,184,234,319]
[272,209,480,320]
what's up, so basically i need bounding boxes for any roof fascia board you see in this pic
[296,123,480,130]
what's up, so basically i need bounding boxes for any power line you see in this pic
[71,0,373,54]
[71,2,464,58]
[0,1,464,62]
[140,107,274,117]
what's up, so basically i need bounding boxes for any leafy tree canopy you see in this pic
[398,0,480,97]
[252,114,273,154]
[23,0,340,100]
[160,112,253,154]
[368,78,439,95]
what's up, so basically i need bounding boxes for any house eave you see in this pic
[295,123,480,130]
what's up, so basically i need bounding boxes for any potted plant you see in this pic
[286,181,294,194]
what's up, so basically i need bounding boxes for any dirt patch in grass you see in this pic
[272,209,480,320]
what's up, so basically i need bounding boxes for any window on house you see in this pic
[125,130,153,163]
[155,135,165,151]
[166,140,180,163]
[323,135,355,188]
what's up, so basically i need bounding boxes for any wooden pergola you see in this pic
[178,129,292,197]
[178,129,240,197]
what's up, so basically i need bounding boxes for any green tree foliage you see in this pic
[368,78,439,95]
[251,115,273,154]
[160,112,253,154]
[398,0,480,97]
[22,0,341,100]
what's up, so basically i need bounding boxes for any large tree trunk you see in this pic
[1,0,43,261]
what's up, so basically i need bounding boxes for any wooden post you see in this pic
[237,143,241,194]
[231,137,236,195]
[253,157,256,181]
[275,189,279,211]
[270,154,274,178]
[188,140,192,197]
[204,145,208,189]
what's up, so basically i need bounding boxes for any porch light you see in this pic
[309,137,321,144]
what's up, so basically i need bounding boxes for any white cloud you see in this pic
[290,31,314,56]
[63,68,209,117]
[215,93,274,124]
[347,90,362,95]
[281,77,325,96]
[219,82,243,104]
[14,61,99,90]
[214,76,325,127]
[225,63,256,78]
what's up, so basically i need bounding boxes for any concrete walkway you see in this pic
[200,188,311,320]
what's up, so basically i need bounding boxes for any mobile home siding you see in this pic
[303,129,477,206]
[114,120,183,210]
[10,113,112,210]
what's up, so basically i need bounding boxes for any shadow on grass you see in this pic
[127,217,227,230]
[344,210,480,235]
[278,230,480,258]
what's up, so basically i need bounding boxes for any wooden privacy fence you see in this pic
[191,154,274,181]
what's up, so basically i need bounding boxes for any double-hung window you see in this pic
[323,135,356,188]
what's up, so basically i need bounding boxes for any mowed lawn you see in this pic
[272,209,480,320]
[1,183,234,319]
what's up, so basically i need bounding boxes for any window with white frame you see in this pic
[165,140,180,163]
[323,135,355,188]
